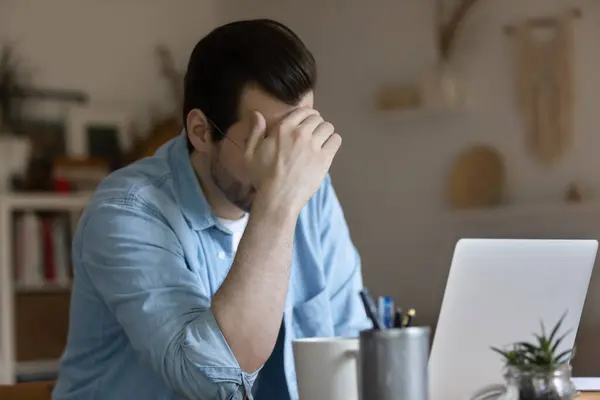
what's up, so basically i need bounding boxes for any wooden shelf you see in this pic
[16,359,60,377]
[0,193,91,211]
[0,192,89,384]
[377,105,465,124]
[447,202,600,222]
[15,283,71,294]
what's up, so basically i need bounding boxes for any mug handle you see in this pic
[468,384,515,400]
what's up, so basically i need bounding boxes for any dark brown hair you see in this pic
[183,19,317,143]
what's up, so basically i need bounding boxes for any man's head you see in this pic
[184,19,316,214]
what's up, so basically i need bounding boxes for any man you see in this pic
[53,19,370,400]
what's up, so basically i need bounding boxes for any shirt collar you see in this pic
[168,130,217,231]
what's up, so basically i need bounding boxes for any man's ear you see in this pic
[186,109,212,153]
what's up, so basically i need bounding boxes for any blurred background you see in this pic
[1,0,599,385]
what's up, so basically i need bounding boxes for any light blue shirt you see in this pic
[52,131,370,400]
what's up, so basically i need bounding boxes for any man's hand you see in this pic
[212,107,341,374]
[245,107,342,217]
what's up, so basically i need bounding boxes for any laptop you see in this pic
[429,239,598,400]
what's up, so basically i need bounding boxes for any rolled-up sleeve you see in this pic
[78,199,257,400]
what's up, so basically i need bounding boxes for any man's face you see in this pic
[208,87,314,213]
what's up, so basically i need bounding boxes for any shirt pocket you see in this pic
[291,289,335,339]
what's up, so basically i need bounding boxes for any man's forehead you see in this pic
[238,87,314,126]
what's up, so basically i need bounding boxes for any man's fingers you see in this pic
[279,107,320,130]
[311,121,335,148]
[296,114,324,137]
[321,132,342,159]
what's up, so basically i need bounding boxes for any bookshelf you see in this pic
[0,193,90,384]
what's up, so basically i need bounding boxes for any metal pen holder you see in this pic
[358,326,430,400]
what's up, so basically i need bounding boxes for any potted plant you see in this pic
[491,314,577,400]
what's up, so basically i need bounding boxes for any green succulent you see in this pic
[491,313,574,373]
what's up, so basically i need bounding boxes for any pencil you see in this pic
[393,308,403,329]
[403,309,416,328]
[359,289,381,330]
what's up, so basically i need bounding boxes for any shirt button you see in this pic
[218,251,226,260]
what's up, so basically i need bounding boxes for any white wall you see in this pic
[0,0,219,125]
[217,0,600,374]
[4,0,600,374]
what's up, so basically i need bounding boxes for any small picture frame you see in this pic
[66,106,132,170]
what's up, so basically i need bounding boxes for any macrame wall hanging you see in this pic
[506,8,581,166]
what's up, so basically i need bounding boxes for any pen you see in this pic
[393,308,403,329]
[360,289,381,330]
[403,308,416,328]
[378,296,394,329]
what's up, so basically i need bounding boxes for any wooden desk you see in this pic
[581,393,600,399]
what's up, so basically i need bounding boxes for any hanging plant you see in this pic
[0,43,24,133]
[437,0,484,61]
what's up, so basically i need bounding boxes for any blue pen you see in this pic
[378,296,394,329]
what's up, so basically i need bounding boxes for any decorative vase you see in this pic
[470,365,576,400]
[418,61,463,110]
[0,134,30,192]
[502,364,576,400]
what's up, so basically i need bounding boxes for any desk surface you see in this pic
[582,393,600,399]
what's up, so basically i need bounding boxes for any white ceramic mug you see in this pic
[292,337,359,400]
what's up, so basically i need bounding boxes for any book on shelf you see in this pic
[12,211,76,289]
